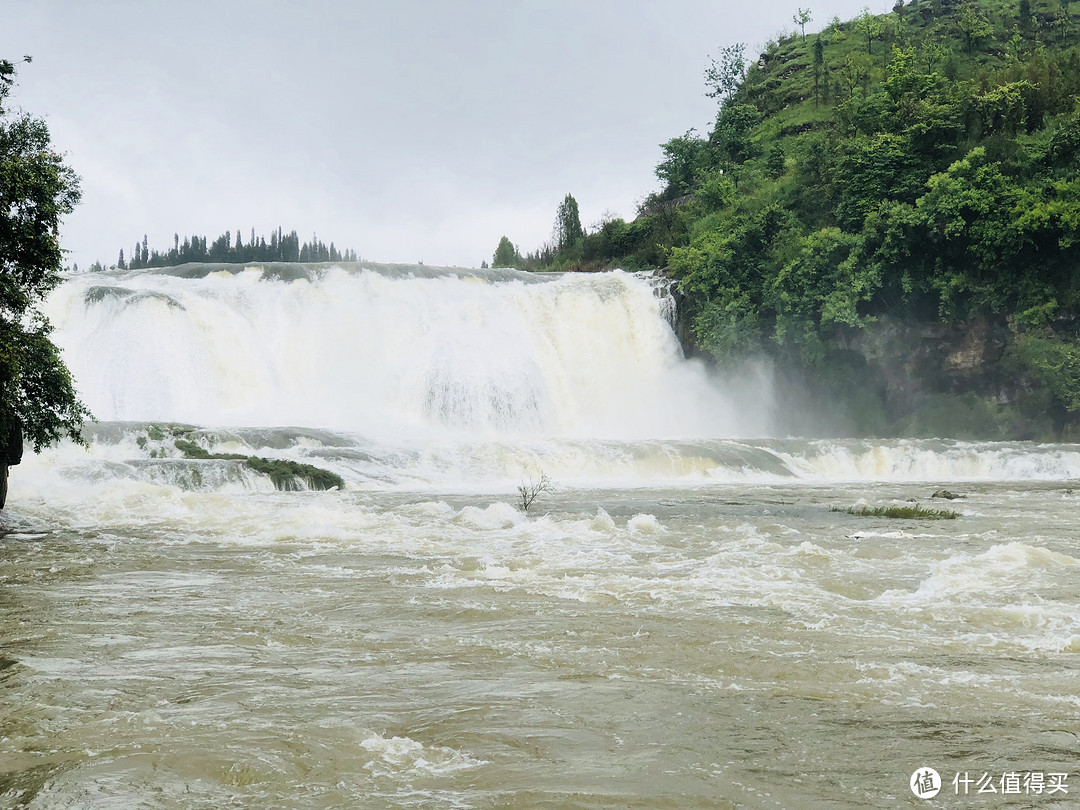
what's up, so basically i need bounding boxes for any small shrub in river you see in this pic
[517,471,555,512]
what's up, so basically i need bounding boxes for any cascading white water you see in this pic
[45,264,765,440]
[25,263,1080,493]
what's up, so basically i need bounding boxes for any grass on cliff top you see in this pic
[834,503,960,520]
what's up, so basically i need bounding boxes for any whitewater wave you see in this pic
[10,424,1080,500]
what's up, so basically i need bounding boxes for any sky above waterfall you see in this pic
[4,0,875,270]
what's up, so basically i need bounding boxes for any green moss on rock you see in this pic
[171,438,343,491]
[174,438,210,459]
[243,457,344,491]
[835,504,959,520]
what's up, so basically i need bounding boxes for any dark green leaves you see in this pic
[0,59,90,452]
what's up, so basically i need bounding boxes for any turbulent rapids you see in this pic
[3,264,1080,808]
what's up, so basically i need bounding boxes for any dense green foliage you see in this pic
[506,0,1080,436]
[92,227,360,272]
[0,58,91,454]
[666,0,1080,360]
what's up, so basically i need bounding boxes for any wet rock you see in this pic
[932,489,964,500]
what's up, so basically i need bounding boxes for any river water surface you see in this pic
[1,266,1078,808]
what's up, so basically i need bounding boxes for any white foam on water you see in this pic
[359,733,486,778]
[909,542,1080,600]
[875,542,1080,653]
[779,439,1080,482]
[627,513,663,533]
[453,502,524,531]
[591,506,617,532]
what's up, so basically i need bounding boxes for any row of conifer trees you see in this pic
[90,228,360,271]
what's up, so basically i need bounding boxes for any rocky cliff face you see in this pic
[670,296,1078,440]
[845,316,1010,406]
[825,315,1077,439]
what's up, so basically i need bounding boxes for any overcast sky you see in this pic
[4,0,876,269]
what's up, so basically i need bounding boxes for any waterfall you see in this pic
[30,264,1080,494]
[45,264,764,440]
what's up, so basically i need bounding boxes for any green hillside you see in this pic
[536,0,1080,439]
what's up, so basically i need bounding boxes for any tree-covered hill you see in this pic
[518,0,1080,439]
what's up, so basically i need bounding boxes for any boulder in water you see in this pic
[932,489,964,500]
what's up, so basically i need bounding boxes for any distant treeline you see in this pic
[87,228,360,271]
